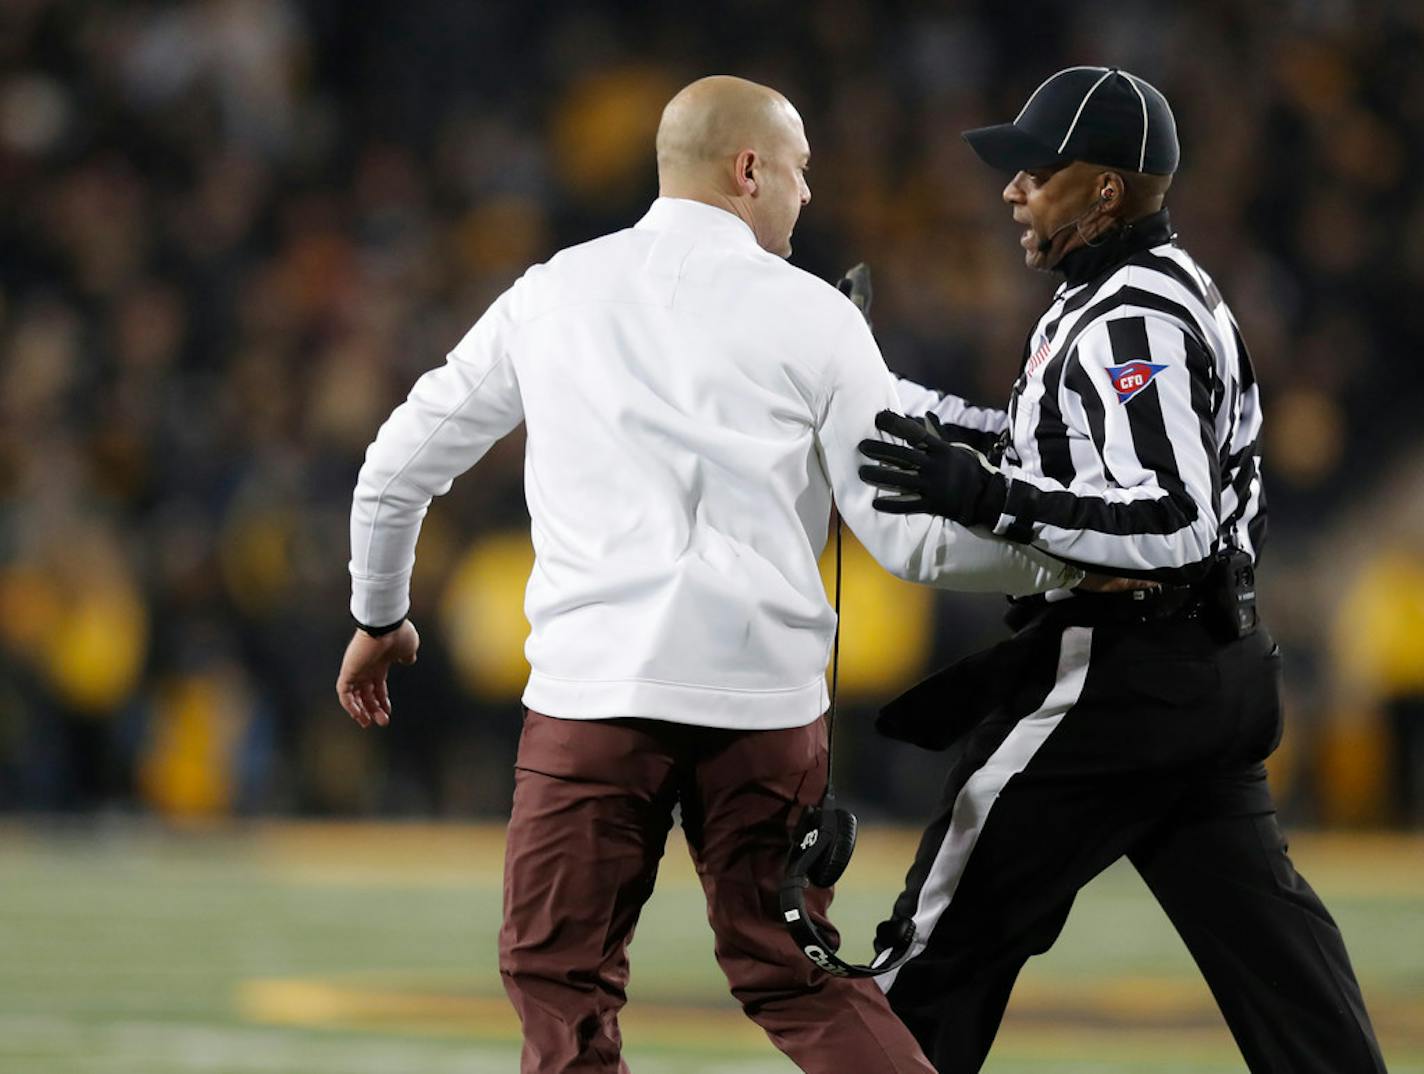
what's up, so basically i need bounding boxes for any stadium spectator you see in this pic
[1,0,1422,825]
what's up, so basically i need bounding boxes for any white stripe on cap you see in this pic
[1013,65,1108,125]
[1122,71,1150,171]
[1056,68,1115,153]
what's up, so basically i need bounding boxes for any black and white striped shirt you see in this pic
[896,211,1265,581]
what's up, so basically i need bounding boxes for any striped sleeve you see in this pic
[994,312,1220,578]
[892,374,1009,435]
[1218,313,1267,562]
[820,310,1081,595]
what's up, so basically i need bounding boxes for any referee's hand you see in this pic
[336,620,420,728]
[858,410,1009,527]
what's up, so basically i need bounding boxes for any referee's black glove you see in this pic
[910,411,1002,459]
[858,410,1009,528]
[924,418,1002,459]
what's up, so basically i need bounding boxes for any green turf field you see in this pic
[1,823,1420,1073]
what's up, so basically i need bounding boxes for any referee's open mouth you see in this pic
[1013,211,1039,251]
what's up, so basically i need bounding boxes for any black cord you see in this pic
[827,514,842,793]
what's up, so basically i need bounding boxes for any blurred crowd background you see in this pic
[2,0,1422,827]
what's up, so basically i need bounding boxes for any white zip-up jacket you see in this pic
[350,198,1078,729]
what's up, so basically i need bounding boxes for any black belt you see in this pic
[1006,586,1202,631]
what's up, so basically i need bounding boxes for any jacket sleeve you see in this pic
[820,307,1081,596]
[993,312,1220,578]
[893,374,1010,437]
[349,283,526,626]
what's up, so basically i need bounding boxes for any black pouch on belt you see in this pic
[1203,548,1259,641]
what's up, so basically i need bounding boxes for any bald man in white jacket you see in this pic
[337,76,1077,1074]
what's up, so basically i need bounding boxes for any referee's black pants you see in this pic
[876,601,1387,1073]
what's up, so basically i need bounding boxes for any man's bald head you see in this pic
[656,76,799,179]
[654,76,811,257]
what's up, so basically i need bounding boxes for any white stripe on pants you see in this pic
[877,626,1094,994]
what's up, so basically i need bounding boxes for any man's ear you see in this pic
[1097,171,1126,216]
[734,149,758,196]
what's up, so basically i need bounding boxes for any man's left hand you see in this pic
[336,620,420,729]
[858,410,1008,527]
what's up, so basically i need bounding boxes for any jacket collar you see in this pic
[1056,208,1174,288]
[635,197,760,248]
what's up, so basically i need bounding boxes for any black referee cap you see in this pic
[963,66,1179,176]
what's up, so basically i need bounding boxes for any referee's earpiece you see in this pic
[1097,171,1124,207]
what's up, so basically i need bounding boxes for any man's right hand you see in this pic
[336,620,420,728]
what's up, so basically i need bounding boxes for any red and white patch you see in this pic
[1106,360,1168,404]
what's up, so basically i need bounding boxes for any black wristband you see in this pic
[355,616,405,637]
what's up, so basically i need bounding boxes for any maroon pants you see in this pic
[498,710,934,1074]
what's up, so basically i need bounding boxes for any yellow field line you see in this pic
[233,823,1424,896]
[236,977,769,1049]
[235,974,1424,1049]
[6,820,1419,894]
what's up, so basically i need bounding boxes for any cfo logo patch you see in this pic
[1106,360,1167,404]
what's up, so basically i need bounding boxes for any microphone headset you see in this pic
[1035,184,1117,253]
[779,516,918,978]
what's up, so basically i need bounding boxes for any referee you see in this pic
[857,67,1388,1072]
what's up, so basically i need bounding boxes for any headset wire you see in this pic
[827,513,842,793]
